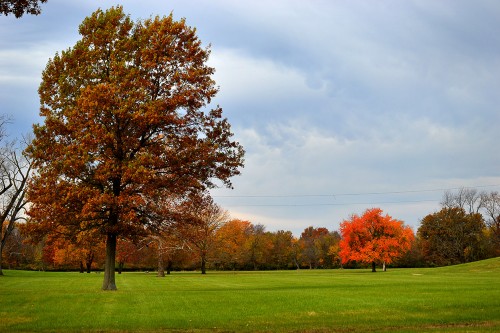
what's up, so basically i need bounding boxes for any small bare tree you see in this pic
[480,191,500,225]
[150,232,188,277]
[441,188,500,257]
[175,192,229,274]
[441,188,483,214]
[481,191,500,253]
[0,140,33,275]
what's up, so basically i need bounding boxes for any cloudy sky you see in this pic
[1,0,499,235]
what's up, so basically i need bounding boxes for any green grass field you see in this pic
[1,258,500,332]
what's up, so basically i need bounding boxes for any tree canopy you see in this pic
[0,0,47,18]
[418,207,486,265]
[26,6,244,290]
[339,208,414,272]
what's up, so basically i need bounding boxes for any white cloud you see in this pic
[209,48,324,105]
[0,47,52,85]
[213,115,500,233]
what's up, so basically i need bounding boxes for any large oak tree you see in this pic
[26,6,244,290]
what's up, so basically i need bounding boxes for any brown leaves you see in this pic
[27,6,244,248]
[0,0,47,18]
[418,207,486,265]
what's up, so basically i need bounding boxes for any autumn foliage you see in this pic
[173,192,229,274]
[340,208,414,271]
[25,6,244,290]
[418,207,486,265]
[298,227,341,269]
[0,0,47,18]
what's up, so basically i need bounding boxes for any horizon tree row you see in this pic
[5,188,498,272]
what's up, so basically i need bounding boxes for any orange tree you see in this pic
[26,7,244,290]
[213,219,252,270]
[339,208,414,272]
[45,231,105,273]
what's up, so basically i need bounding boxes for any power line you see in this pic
[212,184,500,208]
[222,199,438,208]
[212,184,500,199]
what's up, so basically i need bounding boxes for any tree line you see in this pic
[3,187,499,273]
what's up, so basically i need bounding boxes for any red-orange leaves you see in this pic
[339,208,414,271]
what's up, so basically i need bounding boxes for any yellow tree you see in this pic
[26,7,244,290]
[214,219,252,269]
[269,230,295,269]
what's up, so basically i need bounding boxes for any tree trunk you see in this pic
[102,233,117,290]
[0,243,4,276]
[293,258,300,270]
[157,249,165,277]
[157,262,165,277]
[86,252,94,273]
[155,236,165,277]
[371,261,376,272]
[201,254,206,274]
[383,262,386,272]
[166,260,172,275]
[79,261,84,273]
[118,262,124,274]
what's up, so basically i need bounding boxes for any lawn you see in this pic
[1,258,500,332]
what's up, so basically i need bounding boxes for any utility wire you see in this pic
[222,199,438,208]
[212,184,500,208]
[212,184,500,199]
